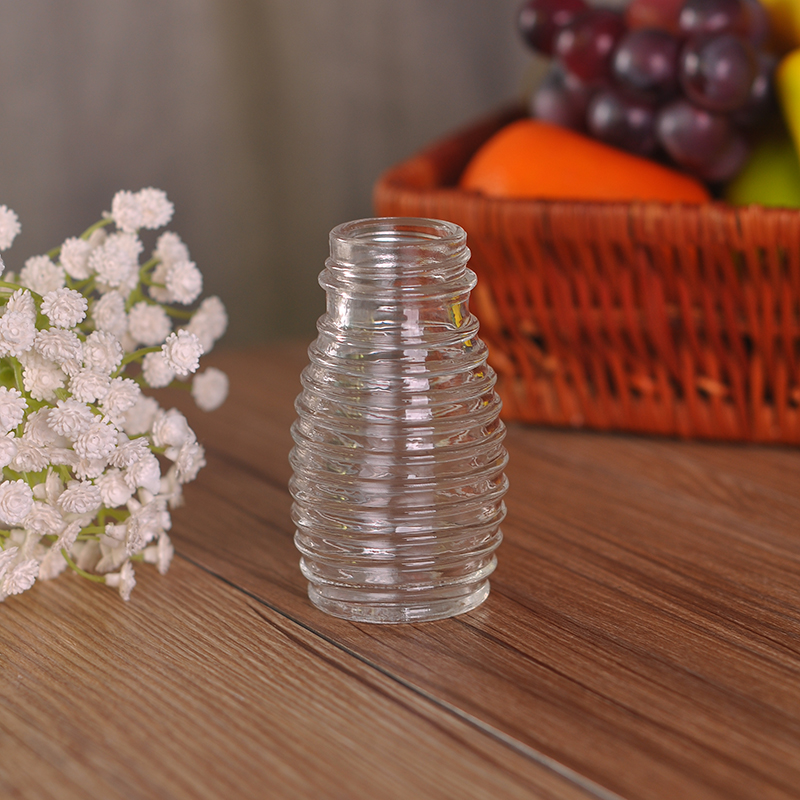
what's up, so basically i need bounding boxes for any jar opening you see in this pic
[330,217,465,248]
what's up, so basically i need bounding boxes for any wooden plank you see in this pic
[0,556,601,800]
[164,346,800,800]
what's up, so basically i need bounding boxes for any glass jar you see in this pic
[289,217,508,623]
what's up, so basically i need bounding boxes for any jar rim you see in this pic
[330,217,465,248]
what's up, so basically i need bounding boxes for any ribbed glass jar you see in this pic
[289,217,508,623]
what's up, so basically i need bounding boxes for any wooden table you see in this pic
[1,343,799,800]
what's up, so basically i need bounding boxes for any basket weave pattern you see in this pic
[374,109,800,444]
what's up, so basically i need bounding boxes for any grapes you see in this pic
[696,133,750,182]
[517,0,587,55]
[613,29,680,101]
[625,0,684,34]
[733,52,776,126]
[587,90,658,155]
[554,9,626,83]
[740,0,770,46]
[518,0,774,186]
[531,65,593,130]
[656,98,734,171]
[679,0,747,36]
[680,34,757,112]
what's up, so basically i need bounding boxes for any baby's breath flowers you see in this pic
[0,188,228,602]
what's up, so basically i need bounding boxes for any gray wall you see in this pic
[0,1,529,344]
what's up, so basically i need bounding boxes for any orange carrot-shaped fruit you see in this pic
[460,120,711,204]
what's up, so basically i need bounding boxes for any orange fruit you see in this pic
[460,119,711,204]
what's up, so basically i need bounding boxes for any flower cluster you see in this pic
[0,189,228,601]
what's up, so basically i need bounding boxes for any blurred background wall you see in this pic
[0,1,529,344]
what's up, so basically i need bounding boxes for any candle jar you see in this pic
[289,217,508,623]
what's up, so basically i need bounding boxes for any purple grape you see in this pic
[680,34,757,112]
[517,0,587,55]
[679,0,747,36]
[656,98,734,172]
[531,65,594,130]
[733,52,776,126]
[554,9,626,83]
[695,133,750,182]
[741,0,770,46]
[587,90,658,155]
[613,29,681,101]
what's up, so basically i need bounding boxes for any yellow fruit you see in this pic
[775,48,800,156]
[725,124,800,207]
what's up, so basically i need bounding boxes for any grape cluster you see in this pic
[518,0,776,182]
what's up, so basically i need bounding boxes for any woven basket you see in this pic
[373,106,800,445]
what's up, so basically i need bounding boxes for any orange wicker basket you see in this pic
[374,106,800,445]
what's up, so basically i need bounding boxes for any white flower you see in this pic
[111,188,173,234]
[38,547,68,581]
[96,536,128,573]
[73,456,107,481]
[0,387,27,433]
[155,231,190,266]
[10,439,49,473]
[162,330,203,377]
[96,468,134,507]
[128,302,171,346]
[172,439,205,483]
[143,533,174,575]
[165,260,202,305]
[48,399,94,439]
[151,409,191,449]
[0,309,36,357]
[101,377,141,423]
[58,481,102,515]
[59,237,93,280]
[186,296,228,353]
[0,205,21,250]
[54,519,81,551]
[91,291,127,338]
[0,434,18,468]
[0,480,34,525]
[83,330,123,374]
[125,452,161,494]
[7,289,35,316]
[88,232,142,289]
[2,558,39,595]
[160,466,184,509]
[20,351,66,401]
[24,409,66,447]
[34,328,83,373]
[24,503,65,537]
[41,287,88,328]
[110,190,141,233]
[147,263,171,303]
[20,255,66,294]
[105,560,135,600]
[121,395,159,436]
[192,367,229,412]
[73,417,117,461]
[109,434,149,467]
[142,351,175,388]
[137,188,174,229]
[69,368,110,403]
[0,546,19,580]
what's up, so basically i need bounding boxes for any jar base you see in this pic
[306,580,491,624]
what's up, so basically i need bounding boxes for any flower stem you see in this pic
[164,306,193,319]
[61,549,106,583]
[112,346,162,378]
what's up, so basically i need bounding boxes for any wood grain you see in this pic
[0,555,602,800]
[164,345,800,800]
